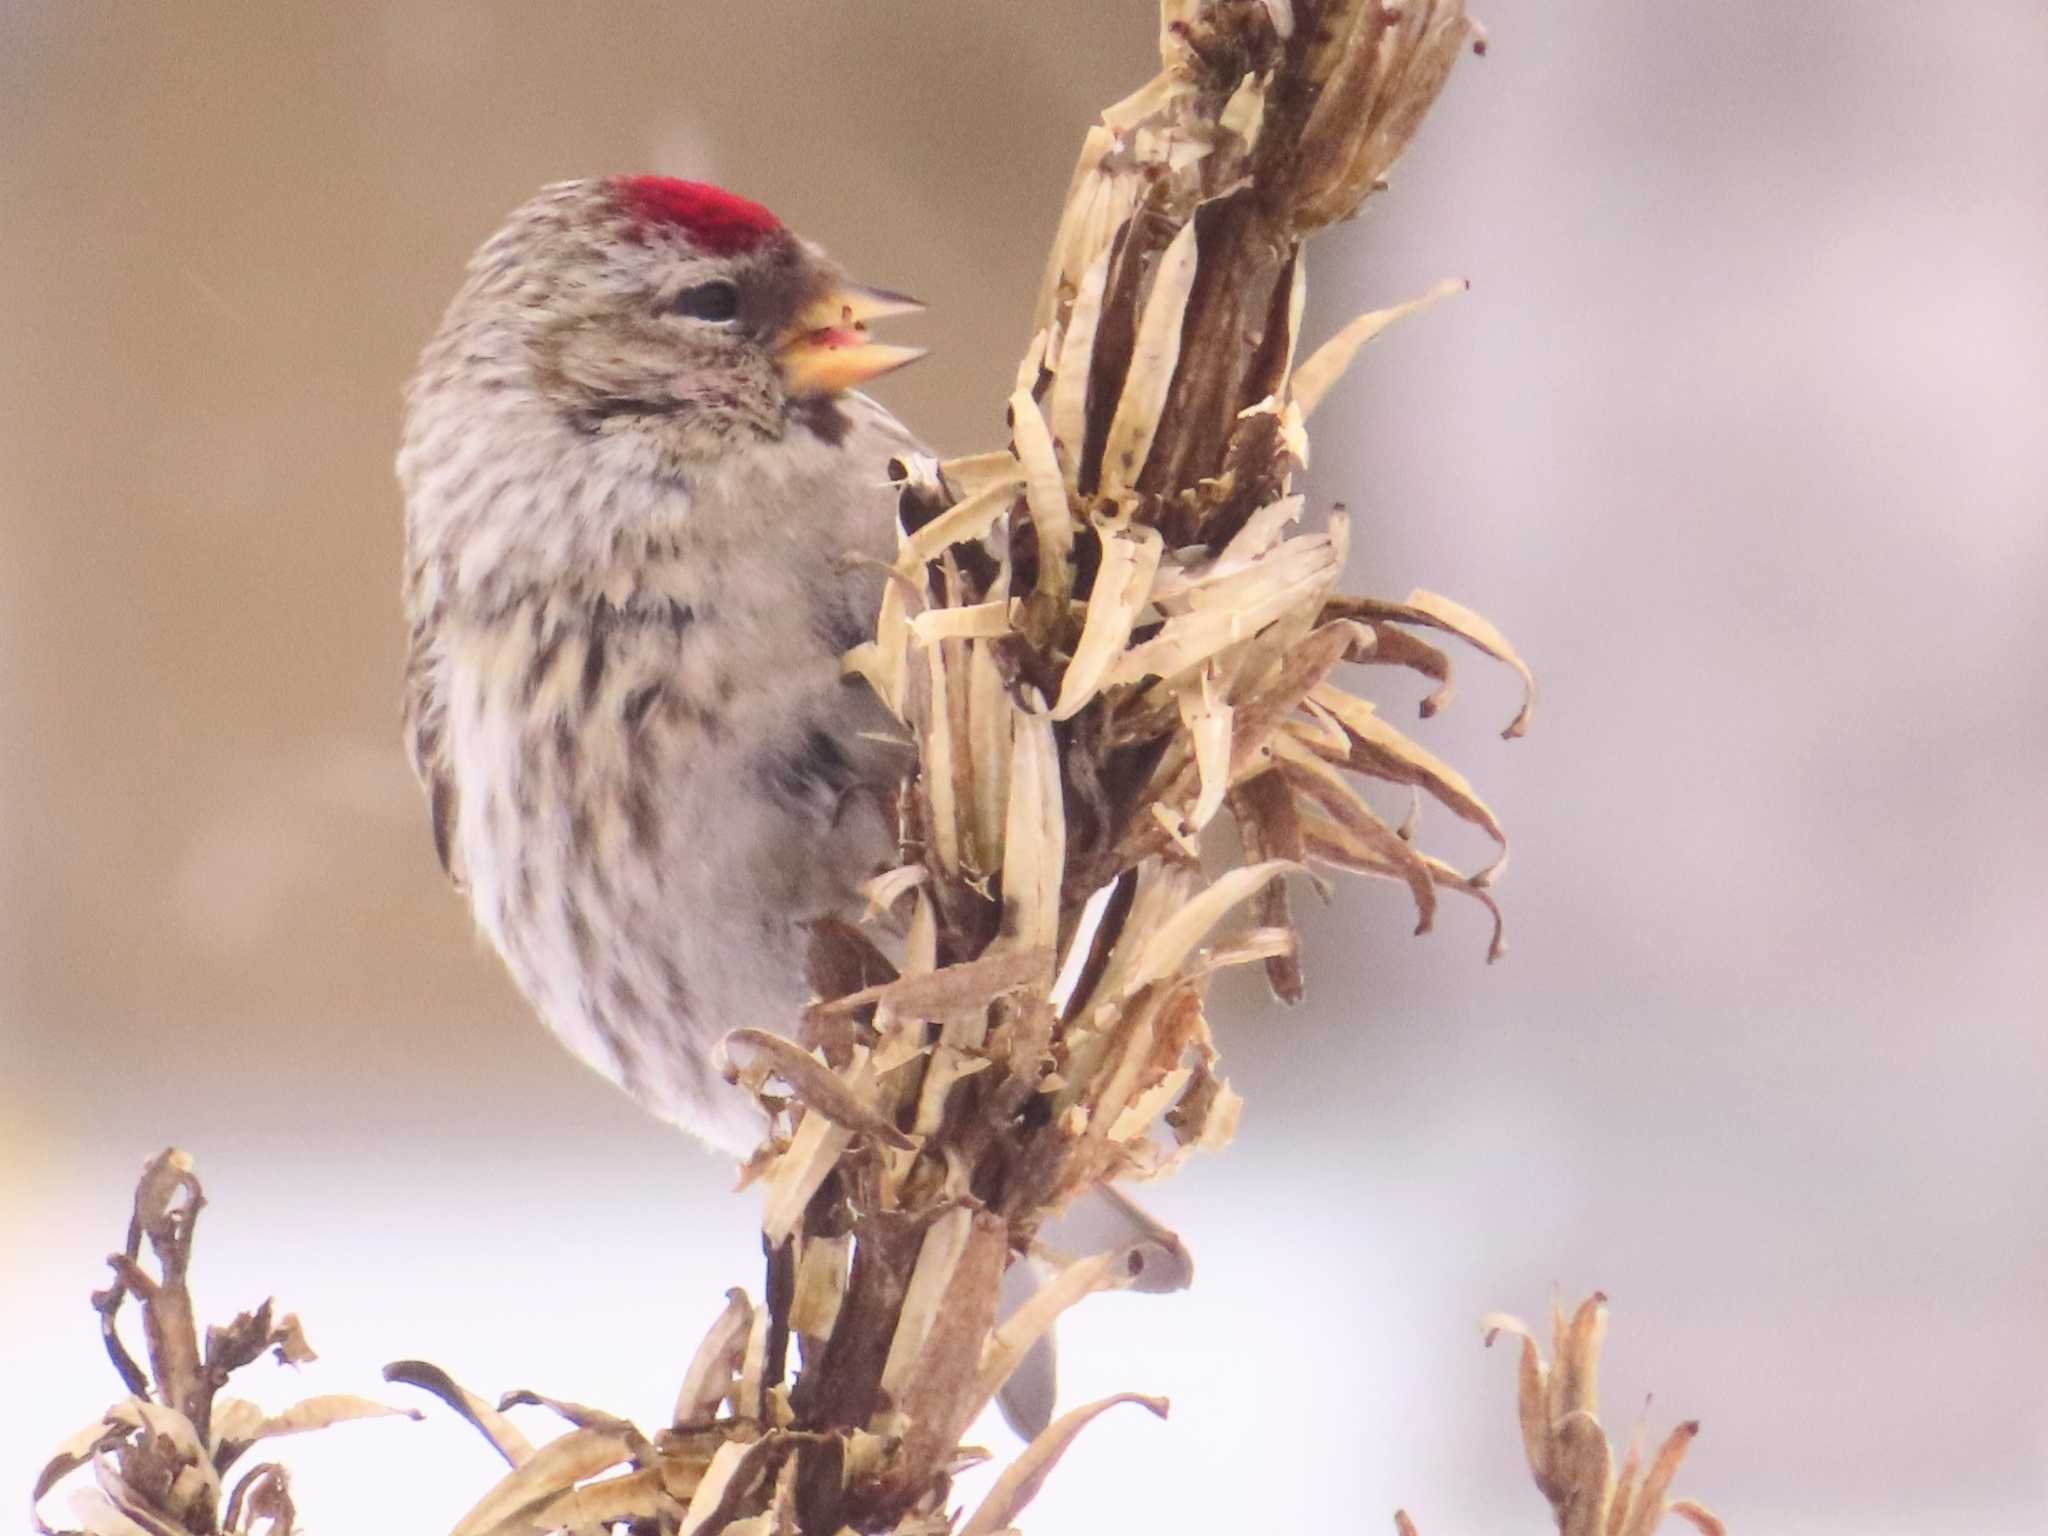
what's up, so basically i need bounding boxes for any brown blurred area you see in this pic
[4,4,2044,1532]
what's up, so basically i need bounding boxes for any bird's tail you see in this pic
[992,1185,1192,1437]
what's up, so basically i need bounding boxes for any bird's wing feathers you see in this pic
[402,607,465,891]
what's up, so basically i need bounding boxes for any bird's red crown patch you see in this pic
[614,176,782,255]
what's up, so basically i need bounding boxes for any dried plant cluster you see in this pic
[31,4,1725,1535]
[659,3,1525,1527]
[32,1151,422,1536]
[1420,1295,1724,1536]
[33,1164,1725,1535]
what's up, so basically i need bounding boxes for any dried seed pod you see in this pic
[1481,1297,1723,1536]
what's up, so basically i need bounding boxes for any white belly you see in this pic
[443,571,898,1154]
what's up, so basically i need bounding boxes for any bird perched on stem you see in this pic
[399,176,925,1155]
[398,178,1186,1432]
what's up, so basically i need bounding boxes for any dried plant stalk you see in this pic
[39,5,1558,1533]
[32,1151,419,1536]
[391,2,1518,1531]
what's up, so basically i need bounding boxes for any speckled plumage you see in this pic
[398,178,917,1152]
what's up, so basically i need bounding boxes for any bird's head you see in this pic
[414,176,923,462]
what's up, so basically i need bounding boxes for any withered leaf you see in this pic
[940,450,1029,497]
[1176,665,1233,833]
[674,1290,753,1427]
[1665,1499,1727,1536]
[1009,388,1075,604]
[1291,278,1466,418]
[1220,67,1268,146]
[908,600,1013,645]
[1607,1422,1646,1536]
[721,1029,914,1150]
[677,1435,780,1536]
[1122,860,1300,996]
[1305,685,1508,880]
[61,1486,165,1536]
[105,1399,214,1491]
[807,945,1052,1026]
[1000,709,1064,953]
[1550,1292,1608,1432]
[1048,242,1115,477]
[1553,1410,1615,1536]
[1166,1060,1243,1155]
[1350,620,1455,716]
[965,635,1013,868]
[222,1393,420,1451]
[1229,772,1307,1002]
[898,478,1019,573]
[1014,325,1051,396]
[1052,520,1164,720]
[222,1461,294,1536]
[977,1248,1140,1406]
[32,1419,127,1536]
[1620,1421,1701,1536]
[1327,588,1536,738]
[760,1096,855,1245]
[496,1390,638,1439]
[384,1359,535,1469]
[1103,70,1182,134]
[736,1295,773,1424]
[921,637,964,875]
[1033,126,1117,327]
[788,1235,851,1343]
[877,1212,1010,1510]
[1280,737,1436,931]
[1099,216,1201,499]
[958,1393,1169,1536]
[446,1426,638,1536]
[529,1467,674,1533]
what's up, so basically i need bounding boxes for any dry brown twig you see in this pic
[31,1150,420,1536]
[38,4,1725,1533]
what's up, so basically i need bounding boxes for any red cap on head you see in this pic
[613,176,783,255]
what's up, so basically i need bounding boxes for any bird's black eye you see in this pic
[670,279,740,322]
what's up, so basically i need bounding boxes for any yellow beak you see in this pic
[777,282,926,397]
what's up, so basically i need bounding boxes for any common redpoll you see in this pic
[399,176,923,1154]
[397,178,1185,1431]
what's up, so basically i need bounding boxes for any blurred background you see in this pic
[4,3,2043,1531]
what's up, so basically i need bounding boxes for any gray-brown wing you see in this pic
[402,608,464,891]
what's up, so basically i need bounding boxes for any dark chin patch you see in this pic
[786,394,851,448]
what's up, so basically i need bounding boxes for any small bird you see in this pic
[399,176,924,1154]
[398,178,1185,1429]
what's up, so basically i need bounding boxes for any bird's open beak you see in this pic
[777,283,926,397]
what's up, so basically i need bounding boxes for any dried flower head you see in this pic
[1475,1295,1726,1536]
[32,1152,419,1536]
